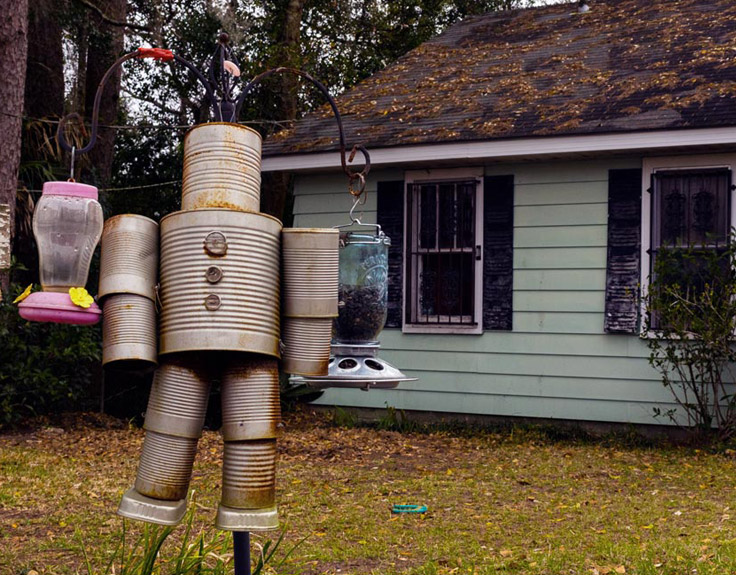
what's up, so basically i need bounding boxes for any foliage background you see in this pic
[2,0,538,424]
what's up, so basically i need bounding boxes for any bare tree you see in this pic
[261,0,305,220]
[0,0,29,291]
[84,0,127,188]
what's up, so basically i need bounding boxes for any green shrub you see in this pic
[643,239,736,440]
[0,272,102,426]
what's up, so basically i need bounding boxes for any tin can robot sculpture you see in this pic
[22,36,415,570]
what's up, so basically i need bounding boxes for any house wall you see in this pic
[291,158,682,426]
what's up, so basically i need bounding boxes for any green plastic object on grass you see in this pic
[391,504,427,514]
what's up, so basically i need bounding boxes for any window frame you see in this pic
[640,154,736,336]
[402,167,484,335]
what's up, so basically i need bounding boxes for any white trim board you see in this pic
[262,127,736,172]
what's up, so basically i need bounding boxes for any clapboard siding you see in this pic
[309,387,677,426]
[515,269,606,291]
[514,247,607,269]
[385,372,678,403]
[291,159,688,426]
[384,350,658,380]
[291,212,368,228]
[515,181,608,205]
[515,203,607,227]
[515,225,608,248]
[379,330,649,357]
[514,290,605,312]
[294,193,378,214]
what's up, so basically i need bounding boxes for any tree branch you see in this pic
[74,0,151,33]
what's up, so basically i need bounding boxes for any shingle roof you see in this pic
[263,0,736,157]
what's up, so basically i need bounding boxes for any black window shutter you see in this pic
[483,175,514,331]
[376,180,405,328]
[604,168,642,333]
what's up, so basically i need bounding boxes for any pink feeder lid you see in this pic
[42,181,99,201]
[18,291,101,325]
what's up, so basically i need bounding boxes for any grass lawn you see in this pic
[2,408,736,575]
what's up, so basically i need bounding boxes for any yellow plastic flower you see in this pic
[69,287,94,309]
[12,284,33,304]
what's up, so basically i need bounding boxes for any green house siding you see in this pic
[291,159,679,425]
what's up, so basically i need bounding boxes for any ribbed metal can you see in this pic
[159,209,282,357]
[221,357,280,441]
[221,439,277,509]
[134,430,199,501]
[280,316,333,376]
[102,293,157,369]
[281,228,339,317]
[99,214,159,301]
[182,123,262,212]
[144,357,210,439]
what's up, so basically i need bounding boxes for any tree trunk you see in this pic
[84,0,126,188]
[261,0,305,220]
[25,0,64,119]
[0,0,29,291]
[16,0,65,282]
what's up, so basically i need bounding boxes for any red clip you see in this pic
[137,47,174,62]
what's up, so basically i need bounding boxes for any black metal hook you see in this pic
[234,67,371,193]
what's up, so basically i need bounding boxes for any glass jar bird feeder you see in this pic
[18,180,103,325]
[294,199,416,390]
[334,228,390,344]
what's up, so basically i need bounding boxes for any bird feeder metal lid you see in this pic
[340,229,391,246]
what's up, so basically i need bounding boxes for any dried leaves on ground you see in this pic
[2,408,736,575]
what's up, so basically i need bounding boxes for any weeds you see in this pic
[76,497,297,575]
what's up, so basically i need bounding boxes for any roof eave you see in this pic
[261,127,736,173]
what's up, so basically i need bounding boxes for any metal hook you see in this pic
[235,67,372,194]
[348,173,366,197]
[349,194,365,225]
[69,146,76,182]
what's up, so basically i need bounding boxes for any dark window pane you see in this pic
[419,184,436,249]
[419,253,474,317]
[660,182,686,245]
[655,170,729,247]
[459,183,475,248]
[438,184,456,249]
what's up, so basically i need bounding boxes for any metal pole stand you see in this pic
[233,531,251,575]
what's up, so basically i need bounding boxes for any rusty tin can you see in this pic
[99,214,159,301]
[182,123,262,212]
[159,209,282,357]
[280,316,333,376]
[220,439,277,510]
[143,357,210,439]
[134,430,199,501]
[102,293,157,369]
[221,357,280,441]
[281,228,339,318]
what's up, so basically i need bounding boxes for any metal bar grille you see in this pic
[406,180,478,326]
[650,168,731,270]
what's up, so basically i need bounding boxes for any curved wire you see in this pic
[57,50,219,155]
[234,67,371,190]
[55,50,372,193]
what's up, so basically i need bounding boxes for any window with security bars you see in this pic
[651,169,730,252]
[404,177,483,333]
[649,168,732,323]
